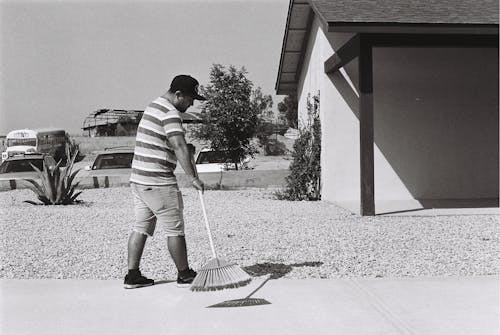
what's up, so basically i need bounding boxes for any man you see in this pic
[124,75,205,289]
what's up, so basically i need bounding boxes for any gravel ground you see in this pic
[1,187,499,280]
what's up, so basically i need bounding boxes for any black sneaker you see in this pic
[177,268,197,288]
[124,271,154,289]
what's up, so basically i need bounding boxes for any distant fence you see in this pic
[0,169,290,192]
[70,135,207,159]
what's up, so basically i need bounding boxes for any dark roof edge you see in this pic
[275,0,296,93]
[328,22,499,35]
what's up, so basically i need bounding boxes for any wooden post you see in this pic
[359,35,375,216]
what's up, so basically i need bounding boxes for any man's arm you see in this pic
[168,134,204,192]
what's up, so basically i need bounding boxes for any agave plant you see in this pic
[24,150,83,205]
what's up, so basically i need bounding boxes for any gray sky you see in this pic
[0,0,289,135]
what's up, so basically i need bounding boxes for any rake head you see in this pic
[190,258,252,292]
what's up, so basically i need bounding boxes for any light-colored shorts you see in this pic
[131,183,184,237]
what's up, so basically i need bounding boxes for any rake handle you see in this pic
[198,190,218,259]
[189,148,218,259]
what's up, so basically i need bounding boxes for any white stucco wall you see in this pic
[298,19,414,207]
[296,17,499,212]
[297,16,323,126]
[297,18,363,204]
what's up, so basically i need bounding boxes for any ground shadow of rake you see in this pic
[207,275,272,308]
[243,261,324,279]
[206,261,323,308]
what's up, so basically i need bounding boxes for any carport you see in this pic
[276,0,499,215]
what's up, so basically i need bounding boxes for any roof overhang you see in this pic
[275,1,313,95]
[276,1,499,96]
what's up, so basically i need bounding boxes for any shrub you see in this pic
[255,121,274,149]
[265,139,287,156]
[24,151,83,205]
[255,120,289,156]
[275,93,321,201]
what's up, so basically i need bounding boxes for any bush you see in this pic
[255,120,289,156]
[265,139,287,156]
[24,151,83,205]
[275,93,321,201]
[255,121,274,149]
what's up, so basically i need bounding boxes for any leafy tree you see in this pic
[278,94,298,128]
[194,64,270,168]
[252,87,273,120]
[253,87,275,149]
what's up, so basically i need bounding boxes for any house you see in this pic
[275,0,499,215]
[82,109,203,137]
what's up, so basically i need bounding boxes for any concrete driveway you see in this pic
[1,275,497,335]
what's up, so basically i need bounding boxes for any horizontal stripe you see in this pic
[135,146,177,164]
[161,118,183,127]
[135,133,168,147]
[155,98,179,115]
[149,102,170,114]
[132,157,177,171]
[137,126,167,142]
[131,168,174,178]
[134,146,173,159]
[164,124,184,133]
[162,114,182,121]
[141,113,163,127]
[134,154,177,170]
[163,125,185,135]
[135,140,173,154]
[139,121,166,136]
[144,106,171,121]
[166,130,185,138]
[132,162,171,172]
[135,136,168,151]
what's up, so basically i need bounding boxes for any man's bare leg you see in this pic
[167,235,189,272]
[128,231,147,270]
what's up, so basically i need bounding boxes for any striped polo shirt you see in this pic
[129,96,185,186]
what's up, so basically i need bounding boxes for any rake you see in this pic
[190,190,252,291]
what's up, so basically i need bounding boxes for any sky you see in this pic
[0,0,290,135]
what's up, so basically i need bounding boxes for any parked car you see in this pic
[194,147,251,173]
[0,154,57,180]
[84,148,134,176]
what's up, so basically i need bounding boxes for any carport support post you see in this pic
[359,35,375,216]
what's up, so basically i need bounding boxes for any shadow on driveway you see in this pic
[243,261,323,279]
[205,261,323,308]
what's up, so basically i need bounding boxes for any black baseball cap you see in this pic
[169,75,206,101]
